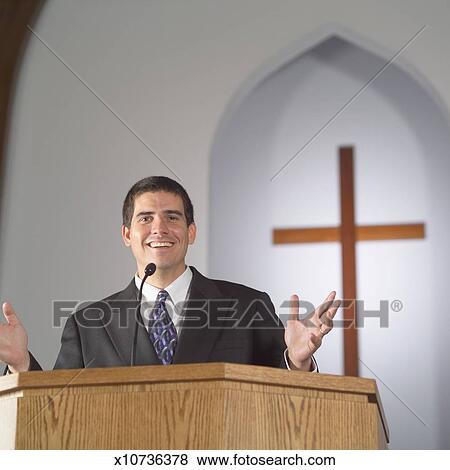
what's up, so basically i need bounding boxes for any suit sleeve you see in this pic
[2,351,42,374]
[29,352,42,370]
[53,314,84,369]
[252,292,287,369]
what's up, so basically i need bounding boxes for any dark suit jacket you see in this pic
[28,267,287,371]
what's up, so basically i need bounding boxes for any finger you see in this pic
[313,292,336,328]
[319,316,333,335]
[315,291,336,319]
[319,297,341,324]
[288,294,300,322]
[317,299,340,335]
[2,302,20,326]
[327,299,341,323]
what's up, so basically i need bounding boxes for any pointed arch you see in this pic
[0,0,44,208]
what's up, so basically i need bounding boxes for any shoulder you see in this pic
[193,270,280,327]
[191,266,270,301]
[211,277,268,299]
[71,279,137,322]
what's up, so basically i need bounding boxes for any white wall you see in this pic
[1,0,449,449]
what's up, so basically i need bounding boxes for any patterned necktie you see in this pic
[149,290,178,365]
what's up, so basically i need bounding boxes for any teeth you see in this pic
[149,241,174,248]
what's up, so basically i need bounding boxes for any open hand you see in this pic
[284,291,340,371]
[0,302,30,372]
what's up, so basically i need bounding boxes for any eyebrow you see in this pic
[134,210,184,219]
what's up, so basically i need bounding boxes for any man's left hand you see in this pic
[284,291,340,371]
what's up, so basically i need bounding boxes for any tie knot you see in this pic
[157,290,169,303]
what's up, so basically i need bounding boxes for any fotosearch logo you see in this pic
[278,298,395,328]
[52,297,401,329]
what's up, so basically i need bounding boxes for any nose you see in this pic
[151,215,169,235]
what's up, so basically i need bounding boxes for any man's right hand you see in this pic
[0,302,30,373]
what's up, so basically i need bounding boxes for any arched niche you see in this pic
[209,33,450,449]
[0,0,44,201]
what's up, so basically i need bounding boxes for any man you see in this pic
[0,176,339,373]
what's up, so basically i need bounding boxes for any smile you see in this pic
[147,241,175,248]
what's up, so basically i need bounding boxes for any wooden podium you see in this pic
[0,363,389,449]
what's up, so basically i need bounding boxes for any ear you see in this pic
[188,223,197,245]
[121,225,131,247]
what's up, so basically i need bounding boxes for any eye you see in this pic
[139,216,151,223]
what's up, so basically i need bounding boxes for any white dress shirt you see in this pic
[134,265,192,334]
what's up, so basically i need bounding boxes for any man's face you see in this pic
[122,191,196,280]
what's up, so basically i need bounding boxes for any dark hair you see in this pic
[122,176,194,228]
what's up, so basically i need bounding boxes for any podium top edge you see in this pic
[0,362,377,396]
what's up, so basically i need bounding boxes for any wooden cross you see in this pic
[273,146,425,376]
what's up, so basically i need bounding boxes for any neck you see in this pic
[138,265,187,289]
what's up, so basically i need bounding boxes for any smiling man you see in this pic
[1,176,339,373]
[122,185,197,288]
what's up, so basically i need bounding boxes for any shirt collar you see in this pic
[134,266,193,305]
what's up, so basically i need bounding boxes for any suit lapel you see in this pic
[173,267,222,364]
[102,279,160,366]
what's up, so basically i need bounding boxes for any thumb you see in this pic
[2,302,20,326]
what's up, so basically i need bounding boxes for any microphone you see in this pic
[144,263,157,278]
[131,263,156,366]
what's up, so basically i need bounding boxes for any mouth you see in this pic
[146,241,175,248]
